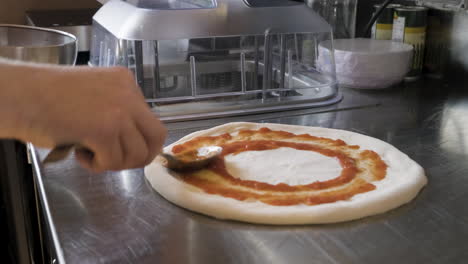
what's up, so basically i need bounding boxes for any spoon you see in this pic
[44,144,222,172]
[160,146,223,172]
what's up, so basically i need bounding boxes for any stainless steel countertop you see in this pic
[31,80,468,264]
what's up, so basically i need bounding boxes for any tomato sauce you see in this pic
[171,128,388,206]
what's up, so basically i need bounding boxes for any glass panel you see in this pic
[90,14,338,120]
[125,0,217,9]
[243,0,302,8]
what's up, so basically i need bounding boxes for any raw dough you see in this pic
[145,122,427,224]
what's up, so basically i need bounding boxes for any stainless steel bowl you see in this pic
[0,24,77,65]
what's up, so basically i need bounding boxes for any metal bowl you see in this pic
[0,24,77,65]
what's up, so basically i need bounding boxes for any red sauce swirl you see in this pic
[170,128,387,206]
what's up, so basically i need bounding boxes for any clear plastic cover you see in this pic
[90,0,339,121]
[125,0,217,9]
[416,0,464,9]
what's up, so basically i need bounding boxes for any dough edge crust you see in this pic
[144,122,427,224]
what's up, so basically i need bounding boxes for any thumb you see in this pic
[75,147,96,172]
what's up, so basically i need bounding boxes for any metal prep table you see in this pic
[30,79,468,264]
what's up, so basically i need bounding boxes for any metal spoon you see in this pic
[160,146,223,172]
[44,144,222,172]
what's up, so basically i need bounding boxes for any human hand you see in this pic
[0,64,166,172]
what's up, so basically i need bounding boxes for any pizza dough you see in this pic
[145,122,427,224]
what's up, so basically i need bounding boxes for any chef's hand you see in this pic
[0,61,166,172]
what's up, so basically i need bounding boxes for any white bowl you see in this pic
[317,38,413,89]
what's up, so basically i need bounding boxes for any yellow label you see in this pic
[372,24,393,40]
[376,24,393,30]
[375,29,393,40]
[404,32,426,46]
[405,27,426,34]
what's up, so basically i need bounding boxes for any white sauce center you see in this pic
[224,147,342,185]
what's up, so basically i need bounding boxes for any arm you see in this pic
[0,61,166,172]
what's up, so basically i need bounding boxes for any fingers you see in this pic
[46,66,167,173]
[134,109,167,165]
[77,128,124,173]
[75,147,95,172]
[77,116,163,173]
[119,119,149,169]
[109,68,163,166]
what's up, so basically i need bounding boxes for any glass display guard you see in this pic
[90,0,339,121]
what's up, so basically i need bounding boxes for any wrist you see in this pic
[0,63,22,139]
[0,62,55,141]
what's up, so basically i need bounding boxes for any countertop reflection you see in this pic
[32,79,468,264]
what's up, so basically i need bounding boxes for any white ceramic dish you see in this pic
[317,38,413,89]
